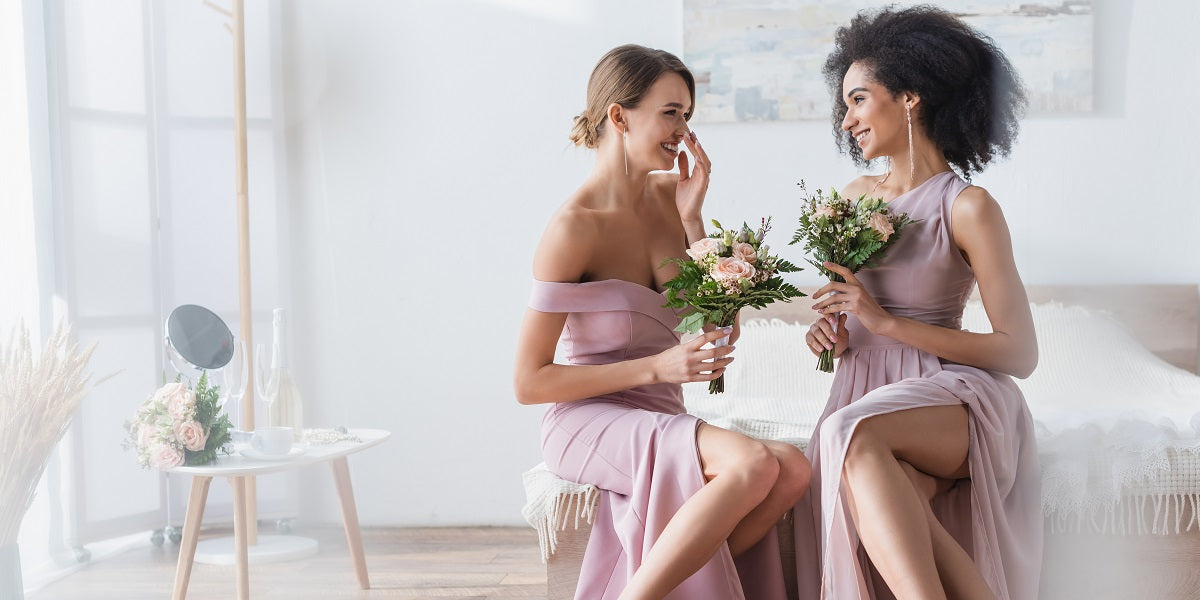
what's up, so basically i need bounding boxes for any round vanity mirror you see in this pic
[166,304,235,370]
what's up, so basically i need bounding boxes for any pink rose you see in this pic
[868,212,895,242]
[161,382,195,421]
[150,443,185,469]
[711,257,756,285]
[685,238,722,261]
[731,242,757,264]
[815,204,838,220]
[175,420,208,452]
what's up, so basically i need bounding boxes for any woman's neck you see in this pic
[586,154,649,209]
[876,144,953,197]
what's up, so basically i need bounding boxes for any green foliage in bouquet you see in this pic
[789,181,916,372]
[661,218,806,393]
[789,183,915,285]
[662,218,805,333]
[188,372,233,465]
[124,371,233,469]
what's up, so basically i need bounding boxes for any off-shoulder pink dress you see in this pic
[531,278,788,599]
[794,171,1042,599]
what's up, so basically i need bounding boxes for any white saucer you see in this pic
[240,447,305,461]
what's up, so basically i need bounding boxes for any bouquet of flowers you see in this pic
[663,217,805,393]
[124,372,232,469]
[790,182,915,372]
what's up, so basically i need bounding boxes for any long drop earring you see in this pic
[906,104,915,183]
[622,130,630,175]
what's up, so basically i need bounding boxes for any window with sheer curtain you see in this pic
[12,0,288,589]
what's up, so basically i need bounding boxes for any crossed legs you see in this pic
[841,404,996,600]
[619,424,811,600]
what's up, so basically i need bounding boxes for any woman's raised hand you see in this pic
[674,131,711,223]
[651,327,734,384]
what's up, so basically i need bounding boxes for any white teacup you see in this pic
[250,426,293,455]
[229,428,252,444]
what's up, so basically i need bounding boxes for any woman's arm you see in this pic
[811,187,1037,378]
[514,311,735,405]
[512,209,735,405]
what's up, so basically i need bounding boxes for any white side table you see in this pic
[166,428,390,599]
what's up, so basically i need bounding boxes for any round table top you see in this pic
[166,428,391,477]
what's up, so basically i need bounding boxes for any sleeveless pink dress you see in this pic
[794,171,1042,599]
[531,278,788,599]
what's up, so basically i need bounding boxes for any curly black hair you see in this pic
[823,5,1027,178]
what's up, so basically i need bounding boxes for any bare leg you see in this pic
[619,424,780,600]
[899,462,997,600]
[728,440,810,556]
[841,404,973,600]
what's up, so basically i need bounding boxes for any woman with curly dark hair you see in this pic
[798,6,1041,599]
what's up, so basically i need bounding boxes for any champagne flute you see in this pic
[219,340,250,428]
[253,342,271,427]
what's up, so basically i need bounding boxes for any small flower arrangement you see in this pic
[124,372,233,469]
[663,217,806,393]
[789,182,915,372]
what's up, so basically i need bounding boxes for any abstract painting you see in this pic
[684,0,1093,122]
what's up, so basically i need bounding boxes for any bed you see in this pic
[521,284,1200,599]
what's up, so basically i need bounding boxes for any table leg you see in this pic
[229,476,250,600]
[172,475,212,600]
[247,476,258,545]
[331,457,370,589]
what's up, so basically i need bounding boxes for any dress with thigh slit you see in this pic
[792,171,1042,599]
[531,278,788,600]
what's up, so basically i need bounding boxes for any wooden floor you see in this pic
[30,526,547,600]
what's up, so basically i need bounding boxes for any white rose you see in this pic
[685,237,723,261]
[162,383,195,421]
[150,443,185,470]
[731,242,757,264]
[137,422,155,449]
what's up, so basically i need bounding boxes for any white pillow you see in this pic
[685,303,1200,441]
[962,301,1200,434]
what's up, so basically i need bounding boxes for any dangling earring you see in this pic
[622,129,629,175]
[906,103,915,183]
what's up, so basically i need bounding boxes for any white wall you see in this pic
[279,0,1200,526]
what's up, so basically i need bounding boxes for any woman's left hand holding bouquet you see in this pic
[811,262,895,336]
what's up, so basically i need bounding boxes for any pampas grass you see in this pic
[0,323,98,546]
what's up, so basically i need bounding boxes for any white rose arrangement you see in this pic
[663,218,806,393]
[124,372,232,468]
[790,182,916,372]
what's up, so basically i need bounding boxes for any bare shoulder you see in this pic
[951,184,1015,259]
[533,197,600,283]
[839,175,880,199]
[951,185,1006,230]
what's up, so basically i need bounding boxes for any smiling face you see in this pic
[618,72,692,173]
[840,62,910,162]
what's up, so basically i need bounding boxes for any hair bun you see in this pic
[568,112,596,148]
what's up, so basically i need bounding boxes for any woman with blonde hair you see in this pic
[514,44,810,599]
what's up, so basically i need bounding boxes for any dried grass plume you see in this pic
[0,322,99,545]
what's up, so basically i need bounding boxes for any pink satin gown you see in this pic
[531,278,789,599]
[793,171,1043,599]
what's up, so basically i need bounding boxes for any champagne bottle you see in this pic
[265,308,304,441]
